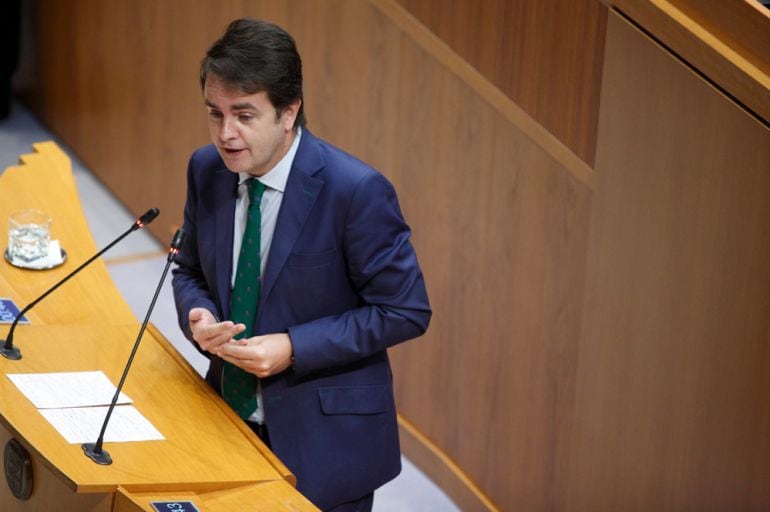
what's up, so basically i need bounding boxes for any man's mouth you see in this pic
[222,147,245,156]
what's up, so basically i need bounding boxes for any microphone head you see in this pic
[133,208,160,230]
[168,228,186,261]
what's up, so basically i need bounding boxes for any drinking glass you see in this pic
[8,209,51,263]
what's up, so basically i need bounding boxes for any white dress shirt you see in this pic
[231,128,302,423]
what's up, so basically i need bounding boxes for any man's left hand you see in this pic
[217,332,293,378]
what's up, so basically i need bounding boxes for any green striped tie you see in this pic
[223,178,266,419]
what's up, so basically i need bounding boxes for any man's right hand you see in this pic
[189,307,246,354]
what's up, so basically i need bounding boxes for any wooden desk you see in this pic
[0,143,317,511]
[0,141,136,326]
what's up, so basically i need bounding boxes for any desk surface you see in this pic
[0,141,136,326]
[0,324,283,493]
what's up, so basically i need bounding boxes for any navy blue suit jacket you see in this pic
[171,130,431,509]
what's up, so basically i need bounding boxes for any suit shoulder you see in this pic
[189,144,225,173]
[311,136,386,189]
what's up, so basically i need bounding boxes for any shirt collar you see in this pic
[238,127,302,193]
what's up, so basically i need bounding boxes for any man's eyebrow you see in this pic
[231,102,258,111]
[204,99,257,111]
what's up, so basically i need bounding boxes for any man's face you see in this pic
[203,77,299,176]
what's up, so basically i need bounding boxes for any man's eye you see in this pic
[208,111,223,119]
[238,114,253,122]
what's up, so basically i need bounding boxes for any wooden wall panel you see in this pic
[566,12,770,510]
[383,44,592,511]
[394,0,607,165]
[23,1,301,241]
[609,0,770,123]
[23,1,217,240]
[668,0,770,75]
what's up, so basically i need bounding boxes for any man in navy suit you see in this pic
[171,18,431,511]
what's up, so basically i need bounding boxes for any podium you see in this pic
[0,143,317,511]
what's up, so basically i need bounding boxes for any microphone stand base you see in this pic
[82,443,112,465]
[0,343,21,360]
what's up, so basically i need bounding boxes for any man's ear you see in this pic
[282,99,302,131]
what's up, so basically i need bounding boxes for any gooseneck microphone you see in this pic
[83,228,185,465]
[0,208,160,360]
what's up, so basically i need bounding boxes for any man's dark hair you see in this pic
[200,18,306,128]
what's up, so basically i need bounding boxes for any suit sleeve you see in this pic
[171,152,221,356]
[288,172,431,376]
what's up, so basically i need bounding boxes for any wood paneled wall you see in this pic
[375,20,593,511]
[17,0,770,510]
[609,0,770,123]
[20,0,224,241]
[395,0,608,166]
[566,12,770,509]
[667,0,770,75]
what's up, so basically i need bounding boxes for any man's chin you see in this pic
[218,152,250,173]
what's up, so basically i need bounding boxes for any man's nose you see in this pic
[219,117,237,141]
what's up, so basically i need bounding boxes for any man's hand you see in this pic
[189,307,245,354]
[217,333,294,378]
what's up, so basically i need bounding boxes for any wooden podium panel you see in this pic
[0,143,315,510]
[0,425,114,512]
[114,481,318,511]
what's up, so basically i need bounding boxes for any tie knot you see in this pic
[246,178,267,205]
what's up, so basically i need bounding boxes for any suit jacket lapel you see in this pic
[215,169,238,321]
[259,132,324,316]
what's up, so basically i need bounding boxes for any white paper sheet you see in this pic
[40,405,165,444]
[6,371,132,409]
